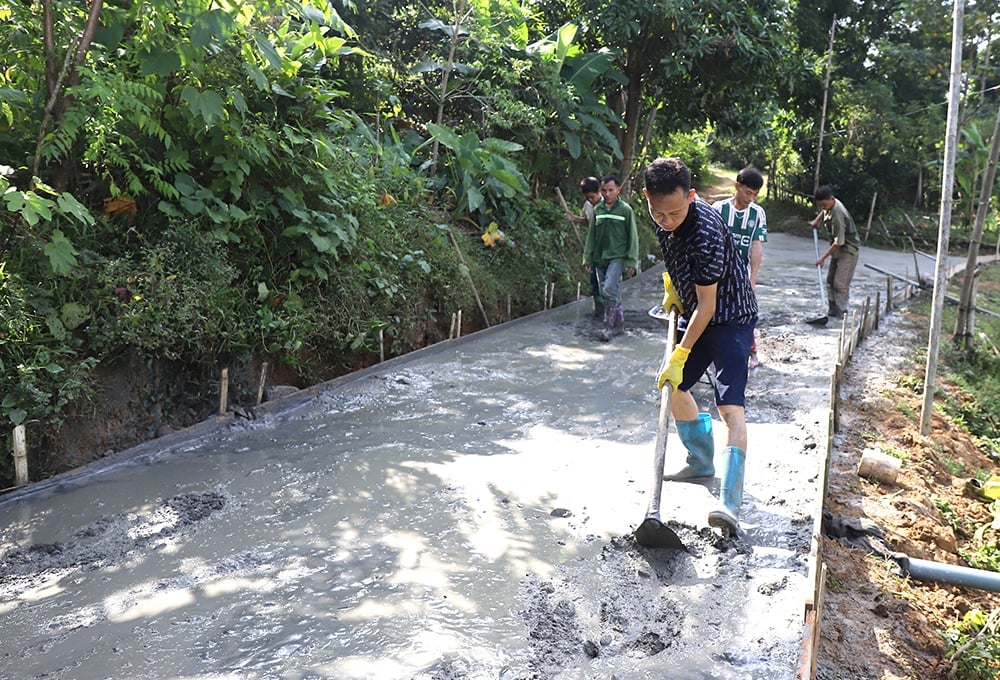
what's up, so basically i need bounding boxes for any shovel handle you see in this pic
[555,186,571,214]
[812,229,828,308]
[646,309,677,517]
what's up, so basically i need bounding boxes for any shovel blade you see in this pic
[806,314,829,326]
[634,516,685,550]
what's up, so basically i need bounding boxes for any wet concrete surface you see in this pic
[0,234,958,679]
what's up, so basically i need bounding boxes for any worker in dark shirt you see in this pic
[643,157,758,534]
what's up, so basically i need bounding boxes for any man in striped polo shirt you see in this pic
[643,157,758,535]
[713,166,767,367]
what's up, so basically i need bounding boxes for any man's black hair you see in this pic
[814,185,834,200]
[579,176,600,193]
[736,166,764,191]
[600,173,621,186]
[644,157,691,196]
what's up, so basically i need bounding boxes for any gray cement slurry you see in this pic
[0,234,950,679]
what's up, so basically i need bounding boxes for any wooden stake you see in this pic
[219,368,229,415]
[863,192,877,241]
[379,329,385,363]
[13,424,28,486]
[877,215,893,245]
[446,228,490,328]
[456,309,462,338]
[256,361,269,406]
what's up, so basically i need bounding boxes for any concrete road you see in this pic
[0,234,963,679]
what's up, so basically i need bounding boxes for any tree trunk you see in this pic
[617,64,644,195]
[33,0,105,189]
[429,0,469,174]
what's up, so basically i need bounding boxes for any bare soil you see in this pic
[814,308,1000,679]
[698,169,1000,679]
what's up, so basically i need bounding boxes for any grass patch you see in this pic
[882,444,910,462]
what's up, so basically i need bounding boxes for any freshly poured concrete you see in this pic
[0,234,953,679]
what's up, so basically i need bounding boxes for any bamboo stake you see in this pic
[256,361,269,406]
[13,425,28,486]
[446,228,490,328]
[876,215,894,246]
[219,368,229,415]
[863,192,877,241]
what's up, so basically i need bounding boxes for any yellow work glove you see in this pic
[657,346,691,391]
[661,272,684,315]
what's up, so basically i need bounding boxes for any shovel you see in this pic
[634,305,686,550]
[806,228,829,326]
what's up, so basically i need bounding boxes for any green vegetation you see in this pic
[882,443,910,462]
[908,263,1000,675]
[943,608,1000,679]
[1,1,999,489]
[934,264,1000,463]
[933,497,964,536]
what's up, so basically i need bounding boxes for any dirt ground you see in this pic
[814,307,1000,679]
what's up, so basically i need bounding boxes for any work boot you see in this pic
[597,303,614,341]
[611,303,624,335]
[593,295,605,319]
[664,413,715,480]
[708,446,746,534]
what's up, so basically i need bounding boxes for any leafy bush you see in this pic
[87,223,247,364]
[659,126,713,183]
[942,608,1000,680]
[0,263,99,480]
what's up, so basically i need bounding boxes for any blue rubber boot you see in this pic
[708,446,746,534]
[664,413,714,480]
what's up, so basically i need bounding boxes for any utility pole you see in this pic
[813,15,836,194]
[920,0,965,436]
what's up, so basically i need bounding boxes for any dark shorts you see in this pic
[679,317,757,407]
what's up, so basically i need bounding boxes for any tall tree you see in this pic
[553,0,793,183]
